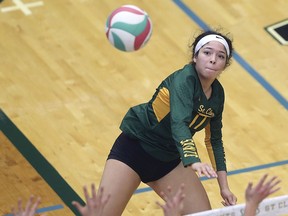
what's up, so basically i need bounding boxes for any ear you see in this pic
[193,56,197,63]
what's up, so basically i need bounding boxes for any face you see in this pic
[193,41,227,81]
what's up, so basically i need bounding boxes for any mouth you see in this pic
[205,67,216,72]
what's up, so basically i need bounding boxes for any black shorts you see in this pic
[107,133,181,183]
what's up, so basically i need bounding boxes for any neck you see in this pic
[203,86,211,93]
[199,78,213,93]
[199,78,213,99]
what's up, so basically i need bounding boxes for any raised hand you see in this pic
[11,195,45,216]
[72,184,110,216]
[244,174,281,216]
[245,174,281,205]
[156,184,186,216]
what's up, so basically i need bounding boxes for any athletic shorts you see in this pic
[107,132,181,183]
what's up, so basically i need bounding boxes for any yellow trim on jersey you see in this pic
[204,123,217,170]
[189,114,199,127]
[198,112,212,118]
[180,139,199,158]
[194,117,207,129]
[152,87,170,122]
[189,114,207,129]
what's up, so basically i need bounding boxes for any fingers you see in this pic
[156,184,186,215]
[221,201,228,207]
[73,184,111,215]
[159,184,185,202]
[226,196,237,205]
[221,197,236,206]
[160,190,169,203]
[203,165,217,178]
[257,174,269,187]
[11,196,41,216]
[155,200,165,209]
[246,174,282,204]
[167,186,172,194]
[172,184,186,204]
[83,185,90,202]
[11,205,17,215]
[72,201,84,214]
[193,163,217,178]
[102,193,111,206]
[175,184,184,197]
[258,175,280,195]
[265,176,281,196]
[246,182,253,191]
[25,195,34,213]
[31,197,41,213]
[97,186,111,206]
[91,183,97,200]
[266,176,281,189]
[268,186,281,196]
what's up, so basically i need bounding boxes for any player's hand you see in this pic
[156,184,185,216]
[220,188,237,206]
[11,196,46,216]
[72,184,110,216]
[245,174,281,205]
[191,162,217,178]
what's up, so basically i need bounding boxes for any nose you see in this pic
[210,54,216,64]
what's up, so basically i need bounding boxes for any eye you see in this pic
[218,54,226,59]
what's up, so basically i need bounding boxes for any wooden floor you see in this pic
[0,0,287,215]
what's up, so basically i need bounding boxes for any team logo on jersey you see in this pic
[197,105,214,118]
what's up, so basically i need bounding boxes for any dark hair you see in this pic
[190,29,234,67]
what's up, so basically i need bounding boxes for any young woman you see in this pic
[98,29,237,215]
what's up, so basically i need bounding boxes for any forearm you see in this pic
[217,170,230,190]
[244,202,258,216]
[217,170,237,205]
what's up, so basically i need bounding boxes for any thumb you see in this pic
[72,201,83,212]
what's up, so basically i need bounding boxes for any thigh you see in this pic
[99,159,141,216]
[147,162,211,214]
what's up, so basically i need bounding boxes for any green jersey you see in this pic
[120,63,227,171]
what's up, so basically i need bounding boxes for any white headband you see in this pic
[194,34,230,57]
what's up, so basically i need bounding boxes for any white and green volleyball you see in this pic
[105,5,153,52]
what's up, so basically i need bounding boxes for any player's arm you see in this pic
[169,76,216,178]
[205,112,237,205]
[217,171,237,206]
[169,75,200,166]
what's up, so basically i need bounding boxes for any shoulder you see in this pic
[169,64,198,84]
[177,64,197,76]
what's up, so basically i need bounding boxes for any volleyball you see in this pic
[105,5,153,52]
